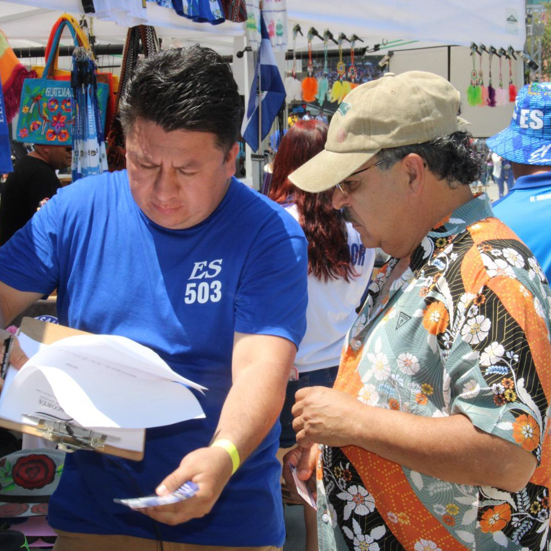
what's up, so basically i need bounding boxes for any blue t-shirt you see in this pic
[0,171,308,546]
[493,172,551,282]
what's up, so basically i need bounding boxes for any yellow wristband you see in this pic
[211,439,240,475]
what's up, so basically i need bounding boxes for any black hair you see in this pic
[119,46,242,155]
[376,131,483,187]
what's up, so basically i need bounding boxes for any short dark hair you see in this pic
[376,131,483,186]
[119,46,242,154]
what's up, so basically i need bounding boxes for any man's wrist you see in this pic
[211,439,240,475]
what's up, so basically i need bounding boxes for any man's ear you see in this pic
[224,143,240,177]
[402,153,426,197]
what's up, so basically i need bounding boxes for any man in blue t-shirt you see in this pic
[0,47,308,550]
[487,82,551,281]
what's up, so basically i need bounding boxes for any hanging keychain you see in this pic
[349,34,364,89]
[478,45,488,107]
[317,31,331,106]
[337,34,346,78]
[508,47,518,102]
[331,34,348,103]
[467,44,481,106]
[487,47,496,107]
[349,41,357,85]
[302,29,318,103]
[292,28,297,78]
[339,33,352,102]
[284,25,303,103]
[496,48,508,106]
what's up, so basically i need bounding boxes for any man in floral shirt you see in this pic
[284,71,551,550]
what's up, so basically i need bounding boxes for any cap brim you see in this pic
[289,149,378,193]
[458,116,470,128]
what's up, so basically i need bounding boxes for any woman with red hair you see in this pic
[268,120,374,550]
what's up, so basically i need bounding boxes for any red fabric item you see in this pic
[220,0,247,22]
[3,67,36,124]
[509,83,518,102]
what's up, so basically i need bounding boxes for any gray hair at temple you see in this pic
[376,131,483,187]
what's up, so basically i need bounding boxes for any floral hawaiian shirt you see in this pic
[317,194,551,551]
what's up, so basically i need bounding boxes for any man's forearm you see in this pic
[212,366,286,460]
[294,387,536,493]
[213,332,296,465]
[134,333,297,526]
[344,400,536,491]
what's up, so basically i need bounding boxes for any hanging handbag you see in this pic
[41,14,118,135]
[15,18,109,145]
[106,25,160,172]
[30,14,90,79]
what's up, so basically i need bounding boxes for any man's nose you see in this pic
[332,187,347,210]
[154,168,179,199]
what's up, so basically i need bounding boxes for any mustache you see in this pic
[341,208,354,223]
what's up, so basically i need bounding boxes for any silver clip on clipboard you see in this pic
[0,332,108,454]
[23,414,109,454]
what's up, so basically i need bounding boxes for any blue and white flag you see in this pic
[241,12,286,153]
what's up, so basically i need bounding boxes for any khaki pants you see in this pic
[53,530,282,551]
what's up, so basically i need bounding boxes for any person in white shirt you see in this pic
[315,109,328,124]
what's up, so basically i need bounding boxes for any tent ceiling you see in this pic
[289,1,526,51]
[0,0,526,56]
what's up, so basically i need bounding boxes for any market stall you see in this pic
[0,3,532,548]
[0,0,528,187]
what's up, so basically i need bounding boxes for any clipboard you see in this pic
[0,317,145,461]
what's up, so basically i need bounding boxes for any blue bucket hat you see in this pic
[487,82,551,165]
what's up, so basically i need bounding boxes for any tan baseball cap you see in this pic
[289,71,468,192]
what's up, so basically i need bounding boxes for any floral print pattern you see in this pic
[318,195,551,551]
[336,485,376,520]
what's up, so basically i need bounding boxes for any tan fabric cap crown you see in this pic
[289,71,467,193]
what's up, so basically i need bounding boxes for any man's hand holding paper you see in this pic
[142,444,234,525]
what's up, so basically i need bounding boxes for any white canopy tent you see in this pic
[1,0,526,53]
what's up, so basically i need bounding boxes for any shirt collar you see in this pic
[429,193,493,236]
[409,193,493,272]
[509,172,551,190]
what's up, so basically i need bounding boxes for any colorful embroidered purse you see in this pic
[15,18,108,145]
